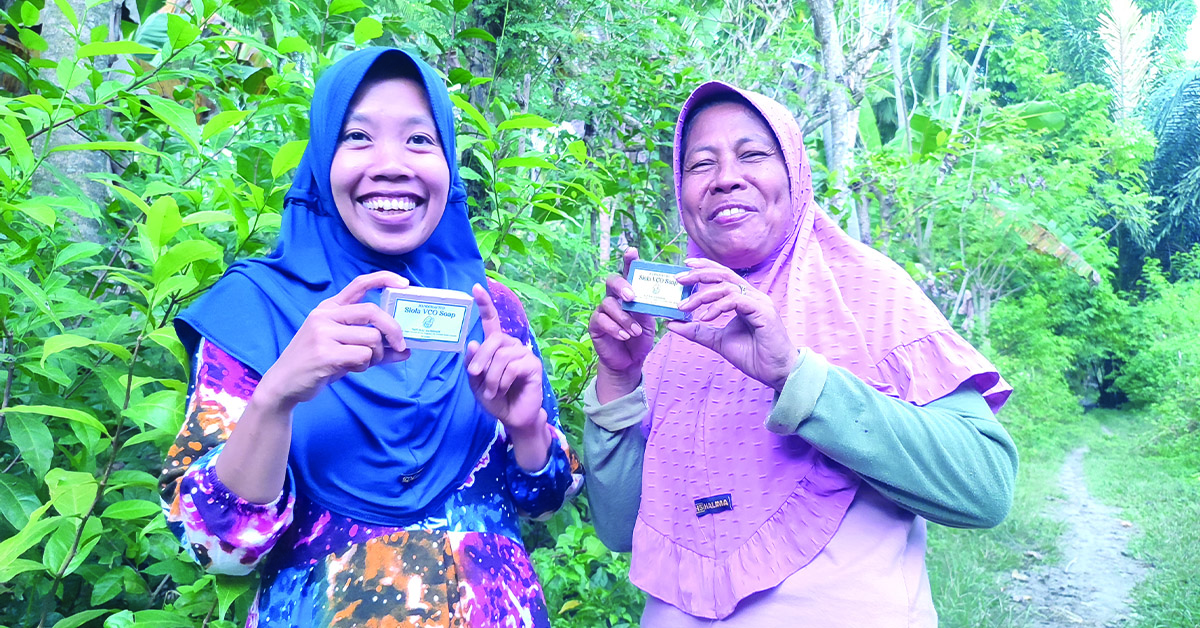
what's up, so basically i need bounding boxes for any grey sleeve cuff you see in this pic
[765,349,830,434]
[583,377,649,433]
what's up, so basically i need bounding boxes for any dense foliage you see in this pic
[0,0,1196,626]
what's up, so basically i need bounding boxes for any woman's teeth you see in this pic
[715,207,748,219]
[362,197,417,212]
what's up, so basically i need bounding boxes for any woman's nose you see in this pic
[367,141,413,179]
[711,160,744,193]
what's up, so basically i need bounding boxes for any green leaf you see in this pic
[43,516,101,575]
[354,16,383,45]
[76,41,158,57]
[20,2,39,26]
[0,558,45,583]
[45,469,99,518]
[182,210,234,226]
[449,94,493,138]
[1011,101,1068,131]
[54,242,105,269]
[124,389,185,432]
[145,195,183,252]
[105,470,159,493]
[456,27,496,43]
[41,333,133,367]
[18,93,55,115]
[0,116,34,171]
[271,139,307,179]
[19,27,47,52]
[0,475,41,530]
[56,58,86,91]
[497,113,554,131]
[166,14,200,51]
[49,140,161,156]
[453,0,472,12]
[103,182,153,215]
[1,200,56,228]
[147,326,189,370]
[448,67,473,85]
[277,36,311,54]
[566,140,588,162]
[216,575,255,617]
[201,110,250,141]
[51,0,79,30]
[328,0,366,15]
[101,499,162,521]
[0,503,59,577]
[858,99,881,151]
[91,569,125,605]
[129,610,194,627]
[54,609,112,628]
[7,414,53,478]
[152,239,221,283]
[140,95,201,153]
[5,404,110,437]
[497,156,557,170]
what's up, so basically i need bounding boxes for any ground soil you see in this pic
[1010,442,1151,627]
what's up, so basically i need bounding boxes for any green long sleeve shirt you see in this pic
[583,349,1019,552]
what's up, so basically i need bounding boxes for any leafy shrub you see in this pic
[529,525,645,628]
[1114,259,1200,459]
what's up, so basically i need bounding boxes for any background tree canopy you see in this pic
[0,0,1197,626]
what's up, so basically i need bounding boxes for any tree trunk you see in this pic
[938,13,950,99]
[806,0,858,237]
[890,31,912,154]
[32,0,118,244]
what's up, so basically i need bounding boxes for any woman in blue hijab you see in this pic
[159,48,581,626]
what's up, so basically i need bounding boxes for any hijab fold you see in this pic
[176,48,496,526]
[632,82,1011,619]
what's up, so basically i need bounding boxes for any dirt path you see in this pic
[1012,445,1151,626]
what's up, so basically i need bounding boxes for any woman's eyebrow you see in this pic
[686,136,771,157]
[343,112,436,127]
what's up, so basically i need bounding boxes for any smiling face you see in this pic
[679,102,792,269]
[330,77,451,256]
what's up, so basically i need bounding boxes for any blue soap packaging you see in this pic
[620,260,694,321]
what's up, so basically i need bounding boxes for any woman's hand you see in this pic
[668,258,798,391]
[588,247,656,402]
[256,271,412,413]
[466,284,551,471]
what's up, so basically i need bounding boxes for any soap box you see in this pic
[620,260,694,321]
[381,286,475,352]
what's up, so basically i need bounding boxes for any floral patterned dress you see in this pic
[159,281,583,627]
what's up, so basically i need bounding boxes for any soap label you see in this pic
[391,300,468,343]
[630,268,686,309]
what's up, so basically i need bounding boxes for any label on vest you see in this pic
[694,493,734,517]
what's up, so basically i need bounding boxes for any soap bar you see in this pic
[620,260,694,321]
[381,286,475,352]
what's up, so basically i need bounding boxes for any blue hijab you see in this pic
[176,48,497,525]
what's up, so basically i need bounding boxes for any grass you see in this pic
[1083,411,1200,628]
[927,418,1075,628]
[928,409,1200,628]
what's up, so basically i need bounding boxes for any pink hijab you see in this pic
[632,82,1011,619]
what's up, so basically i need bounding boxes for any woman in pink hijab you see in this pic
[584,82,1017,626]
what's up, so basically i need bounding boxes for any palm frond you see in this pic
[1098,0,1159,119]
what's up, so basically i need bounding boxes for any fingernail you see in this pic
[618,330,630,341]
[623,290,636,301]
[631,323,643,336]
